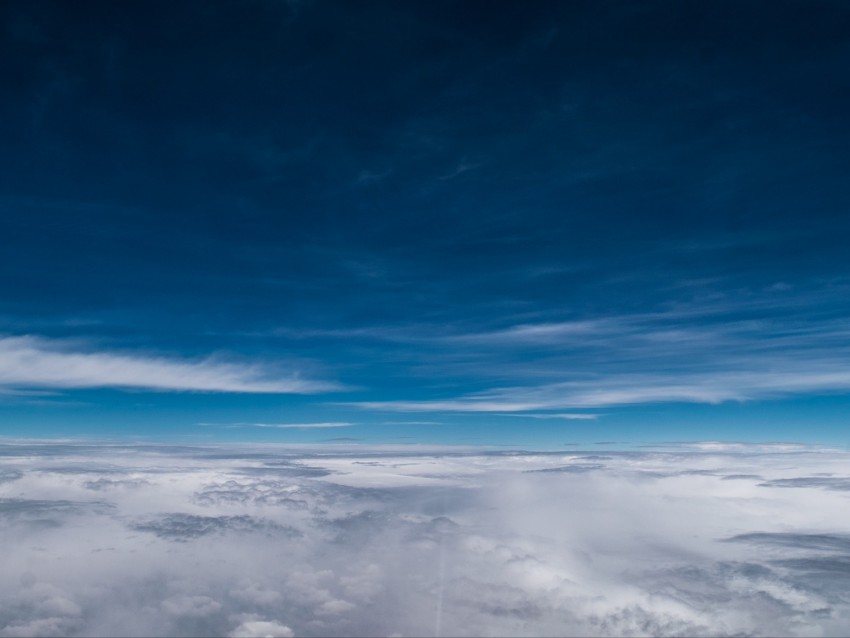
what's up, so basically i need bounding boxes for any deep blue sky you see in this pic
[1,1,849,447]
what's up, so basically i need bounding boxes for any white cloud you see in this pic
[250,422,353,429]
[2,442,850,636]
[445,319,611,344]
[350,367,850,412]
[162,595,222,618]
[229,619,293,638]
[316,599,356,616]
[0,335,339,394]
[512,413,600,420]
[229,581,283,606]
[279,296,850,414]
[199,422,354,429]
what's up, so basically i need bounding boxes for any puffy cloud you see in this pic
[229,618,294,638]
[0,582,83,637]
[162,595,222,618]
[1,442,850,636]
[315,599,356,616]
[230,581,284,607]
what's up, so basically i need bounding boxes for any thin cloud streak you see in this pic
[249,422,353,429]
[0,336,339,394]
[267,282,850,346]
[350,367,850,412]
[197,422,354,429]
[510,413,601,420]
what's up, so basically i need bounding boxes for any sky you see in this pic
[1,1,850,446]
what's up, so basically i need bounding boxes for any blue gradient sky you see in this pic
[1,1,849,447]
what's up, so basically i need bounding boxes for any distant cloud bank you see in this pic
[1,442,849,636]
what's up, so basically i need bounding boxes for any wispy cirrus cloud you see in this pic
[0,336,339,394]
[314,282,850,413]
[350,367,850,412]
[199,422,354,429]
[509,413,601,420]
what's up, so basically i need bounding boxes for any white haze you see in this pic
[1,442,850,636]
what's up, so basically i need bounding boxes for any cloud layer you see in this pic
[1,442,850,636]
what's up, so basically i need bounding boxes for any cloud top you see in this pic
[2,442,850,636]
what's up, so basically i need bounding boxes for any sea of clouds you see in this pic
[1,441,849,637]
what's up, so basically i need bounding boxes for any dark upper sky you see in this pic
[1,1,849,444]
